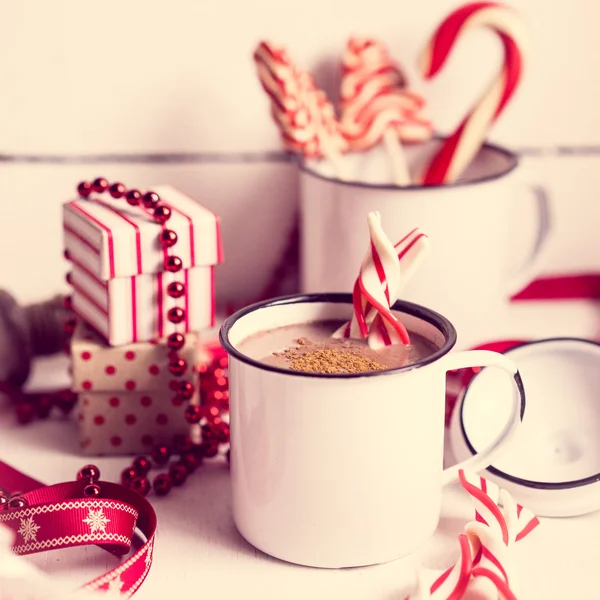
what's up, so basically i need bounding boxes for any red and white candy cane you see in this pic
[303,73,348,161]
[340,37,432,185]
[426,533,475,600]
[419,2,527,185]
[409,471,539,599]
[333,213,430,348]
[254,41,348,178]
[459,471,539,543]
[457,470,538,599]
[254,42,316,154]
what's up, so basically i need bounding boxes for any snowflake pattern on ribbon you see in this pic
[82,508,111,534]
[103,575,124,598]
[17,516,40,542]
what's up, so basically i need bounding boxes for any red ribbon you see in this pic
[511,274,600,301]
[0,460,156,596]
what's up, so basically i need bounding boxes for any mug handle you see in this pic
[439,350,526,487]
[505,184,552,298]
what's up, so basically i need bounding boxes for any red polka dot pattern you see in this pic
[73,322,198,395]
[140,396,152,407]
[73,317,197,455]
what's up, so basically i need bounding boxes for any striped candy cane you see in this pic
[339,38,432,185]
[333,213,430,347]
[254,42,316,152]
[419,2,527,185]
[466,521,517,598]
[460,471,539,544]
[305,77,348,160]
[459,470,508,544]
[409,472,539,599]
[254,42,348,173]
[460,470,539,598]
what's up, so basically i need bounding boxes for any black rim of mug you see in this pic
[295,138,519,191]
[459,337,600,490]
[219,293,457,379]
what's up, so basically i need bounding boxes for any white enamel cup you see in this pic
[219,294,526,568]
[298,140,551,349]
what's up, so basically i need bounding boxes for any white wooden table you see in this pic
[1,299,600,599]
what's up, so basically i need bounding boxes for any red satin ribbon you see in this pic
[511,274,600,301]
[0,460,156,596]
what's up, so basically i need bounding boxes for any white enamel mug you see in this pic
[219,293,526,568]
[299,140,551,349]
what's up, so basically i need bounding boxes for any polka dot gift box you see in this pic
[72,321,199,455]
[63,184,222,346]
[63,179,222,456]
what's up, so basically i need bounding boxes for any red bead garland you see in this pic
[160,229,178,248]
[13,178,231,499]
[119,346,230,497]
[72,179,196,417]
[125,189,141,206]
[11,384,78,424]
[69,179,231,497]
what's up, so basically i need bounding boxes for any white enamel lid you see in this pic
[449,338,600,517]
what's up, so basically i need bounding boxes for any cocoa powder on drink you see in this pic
[278,344,386,374]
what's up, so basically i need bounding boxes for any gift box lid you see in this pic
[71,321,199,393]
[63,185,223,280]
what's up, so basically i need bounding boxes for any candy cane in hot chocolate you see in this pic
[334,211,430,348]
[419,2,527,185]
[340,37,433,185]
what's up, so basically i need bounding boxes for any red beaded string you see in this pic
[66,178,231,497]
[120,346,230,497]
[74,177,195,414]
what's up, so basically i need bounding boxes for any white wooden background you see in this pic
[1,0,599,307]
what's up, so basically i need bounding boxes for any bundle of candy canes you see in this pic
[253,1,526,186]
[333,211,429,349]
[407,470,540,600]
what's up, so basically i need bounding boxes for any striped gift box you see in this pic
[63,185,223,346]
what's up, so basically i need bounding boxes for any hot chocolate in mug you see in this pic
[299,140,551,349]
[219,294,526,568]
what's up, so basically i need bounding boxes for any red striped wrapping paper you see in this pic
[63,185,222,346]
[70,261,214,347]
